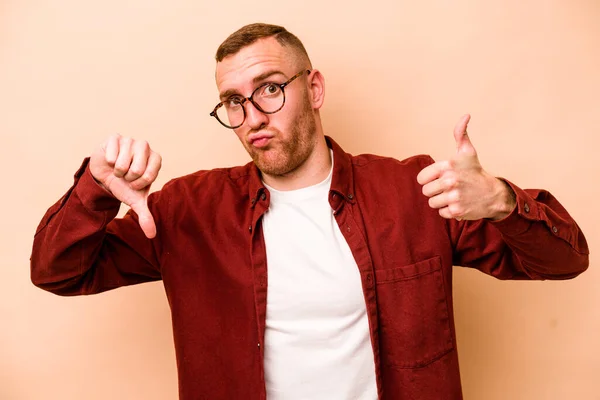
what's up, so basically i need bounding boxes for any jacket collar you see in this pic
[246,135,355,207]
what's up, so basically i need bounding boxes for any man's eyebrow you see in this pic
[219,70,287,101]
[219,88,241,101]
[252,70,285,84]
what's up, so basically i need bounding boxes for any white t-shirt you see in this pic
[262,158,377,400]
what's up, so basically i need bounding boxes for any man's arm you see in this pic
[449,181,588,279]
[417,115,589,279]
[30,135,166,295]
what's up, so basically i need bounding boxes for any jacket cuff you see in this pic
[73,158,121,212]
[489,179,539,236]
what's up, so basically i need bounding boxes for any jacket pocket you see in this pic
[375,256,453,368]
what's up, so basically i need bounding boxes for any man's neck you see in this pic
[262,137,331,191]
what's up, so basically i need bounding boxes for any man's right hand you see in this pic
[89,134,162,239]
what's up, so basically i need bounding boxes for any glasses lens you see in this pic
[253,83,284,113]
[216,100,244,128]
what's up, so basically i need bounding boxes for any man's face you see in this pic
[215,38,318,177]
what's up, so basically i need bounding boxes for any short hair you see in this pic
[215,23,311,67]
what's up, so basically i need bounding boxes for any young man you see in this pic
[31,23,589,400]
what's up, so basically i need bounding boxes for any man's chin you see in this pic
[253,156,291,177]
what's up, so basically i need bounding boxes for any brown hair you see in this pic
[215,23,311,66]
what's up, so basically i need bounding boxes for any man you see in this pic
[31,23,589,400]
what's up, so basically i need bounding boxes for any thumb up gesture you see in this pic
[416,115,516,221]
[89,135,162,238]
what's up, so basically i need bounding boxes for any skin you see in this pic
[88,38,515,239]
[215,37,330,191]
[417,114,516,221]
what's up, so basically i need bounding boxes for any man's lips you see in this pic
[248,133,274,148]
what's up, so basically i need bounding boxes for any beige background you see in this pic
[1,1,599,399]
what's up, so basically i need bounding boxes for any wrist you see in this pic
[90,173,114,196]
[489,178,516,221]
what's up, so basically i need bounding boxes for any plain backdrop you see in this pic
[1,1,599,399]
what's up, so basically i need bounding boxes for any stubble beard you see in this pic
[248,95,317,177]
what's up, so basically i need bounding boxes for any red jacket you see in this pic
[31,137,589,399]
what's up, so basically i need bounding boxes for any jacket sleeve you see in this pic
[448,179,589,280]
[30,159,166,296]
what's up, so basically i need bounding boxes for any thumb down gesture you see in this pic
[90,134,162,238]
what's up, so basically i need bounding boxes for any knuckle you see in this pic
[444,175,457,188]
[139,173,152,184]
[104,153,116,165]
[450,190,460,202]
[448,203,462,217]
[113,165,127,175]
[113,161,129,175]
[152,154,163,170]
[131,179,147,190]
[136,172,154,187]
[136,139,150,151]
[128,167,144,177]
[144,170,157,182]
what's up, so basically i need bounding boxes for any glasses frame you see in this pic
[210,69,311,129]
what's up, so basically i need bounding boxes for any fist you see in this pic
[416,114,515,221]
[90,134,162,238]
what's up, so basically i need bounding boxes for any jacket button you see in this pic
[524,203,530,213]
[552,226,558,233]
[249,225,252,233]
[347,193,354,200]
[261,192,267,201]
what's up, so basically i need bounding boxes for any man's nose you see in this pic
[244,100,269,130]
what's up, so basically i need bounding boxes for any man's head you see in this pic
[214,23,326,180]
[215,23,311,67]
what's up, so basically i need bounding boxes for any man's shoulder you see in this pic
[351,152,435,173]
[160,162,254,195]
[346,153,435,199]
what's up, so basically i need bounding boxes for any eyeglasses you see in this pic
[210,69,311,129]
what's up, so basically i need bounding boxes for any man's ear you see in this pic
[307,69,325,110]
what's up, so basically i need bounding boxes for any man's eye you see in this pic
[261,84,281,96]
[226,98,243,108]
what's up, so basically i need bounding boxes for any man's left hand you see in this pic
[416,114,516,221]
